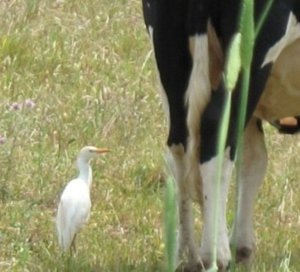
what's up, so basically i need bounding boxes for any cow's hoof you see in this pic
[202,260,231,272]
[175,261,204,272]
[200,249,231,271]
[175,260,230,272]
[235,246,253,263]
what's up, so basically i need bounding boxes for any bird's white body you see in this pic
[56,146,108,253]
[56,177,91,252]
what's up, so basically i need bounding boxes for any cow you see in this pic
[142,0,300,271]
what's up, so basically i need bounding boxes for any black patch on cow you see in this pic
[142,0,192,149]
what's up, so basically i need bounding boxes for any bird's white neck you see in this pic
[76,158,93,188]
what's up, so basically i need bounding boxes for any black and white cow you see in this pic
[142,0,300,271]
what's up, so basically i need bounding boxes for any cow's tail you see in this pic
[185,21,223,206]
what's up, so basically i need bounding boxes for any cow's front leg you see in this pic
[167,144,200,270]
[199,149,233,271]
[230,118,267,264]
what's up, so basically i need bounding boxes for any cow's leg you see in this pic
[184,81,233,270]
[142,2,212,269]
[167,144,200,269]
[199,149,233,271]
[230,117,267,263]
[174,30,216,271]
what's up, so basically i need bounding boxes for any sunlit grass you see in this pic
[0,1,164,271]
[0,1,299,271]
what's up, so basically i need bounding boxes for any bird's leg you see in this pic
[70,234,77,255]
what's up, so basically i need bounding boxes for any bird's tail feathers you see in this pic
[56,202,75,252]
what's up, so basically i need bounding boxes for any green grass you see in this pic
[0,1,299,271]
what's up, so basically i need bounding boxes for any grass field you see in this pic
[0,1,299,271]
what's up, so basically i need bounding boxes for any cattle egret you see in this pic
[56,146,109,253]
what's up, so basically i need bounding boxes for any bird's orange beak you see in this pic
[95,148,109,154]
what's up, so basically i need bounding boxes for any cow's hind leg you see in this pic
[142,1,203,268]
[199,149,233,271]
[167,144,201,270]
[230,117,267,264]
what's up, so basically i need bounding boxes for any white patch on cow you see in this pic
[230,118,267,261]
[185,34,211,206]
[200,148,233,267]
[166,144,199,265]
[262,12,300,67]
[186,34,211,134]
[148,26,170,127]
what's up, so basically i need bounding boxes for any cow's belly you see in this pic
[255,38,300,122]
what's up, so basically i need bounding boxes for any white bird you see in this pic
[56,146,109,253]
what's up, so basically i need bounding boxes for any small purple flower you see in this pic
[24,99,36,109]
[0,135,6,144]
[9,102,22,111]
